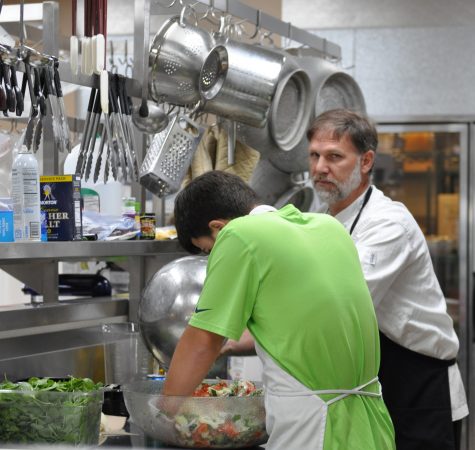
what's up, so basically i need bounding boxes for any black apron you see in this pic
[379,332,456,450]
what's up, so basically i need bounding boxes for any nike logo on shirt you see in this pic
[194,307,212,313]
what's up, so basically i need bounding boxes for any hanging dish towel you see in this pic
[214,125,260,183]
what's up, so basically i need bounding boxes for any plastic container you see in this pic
[11,145,41,241]
[102,322,154,385]
[122,379,268,448]
[0,387,103,445]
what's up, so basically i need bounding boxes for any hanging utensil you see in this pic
[32,67,47,153]
[75,87,96,174]
[109,74,130,181]
[53,59,71,152]
[23,61,39,151]
[101,72,117,182]
[0,63,7,113]
[117,75,138,181]
[10,65,24,117]
[0,60,8,115]
[93,120,108,183]
[84,92,102,180]
[2,61,15,115]
[70,0,79,74]
[42,65,64,152]
[80,88,101,177]
[139,114,204,197]
[105,88,118,182]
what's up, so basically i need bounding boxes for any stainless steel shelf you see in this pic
[0,297,128,339]
[0,240,185,263]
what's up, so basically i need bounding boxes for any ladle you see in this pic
[131,37,169,135]
[132,100,169,134]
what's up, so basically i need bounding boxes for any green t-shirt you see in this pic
[189,205,395,449]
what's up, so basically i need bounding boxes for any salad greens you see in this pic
[0,376,104,445]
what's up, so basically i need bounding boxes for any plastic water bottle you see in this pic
[11,145,41,241]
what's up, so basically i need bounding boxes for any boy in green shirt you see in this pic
[162,170,395,450]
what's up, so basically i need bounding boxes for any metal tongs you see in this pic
[23,60,40,152]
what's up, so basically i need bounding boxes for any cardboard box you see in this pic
[40,175,82,241]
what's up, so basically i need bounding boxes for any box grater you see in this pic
[139,114,204,197]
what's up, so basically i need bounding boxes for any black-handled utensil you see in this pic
[0,62,7,113]
[23,61,40,151]
[84,89,103,180]
[118,75,139,181]
[2,61,15,114]
[53,59,71,152]
[10,65,23,116]
[110,74,129,181]
[33,67,47,152]
[75,87,96,175]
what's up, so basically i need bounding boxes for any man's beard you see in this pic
[313,159,362,207]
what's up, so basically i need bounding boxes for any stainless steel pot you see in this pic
[148,16,224,106]
[199,38,286,128]
[236,50,313,173]
[239,49,366,174]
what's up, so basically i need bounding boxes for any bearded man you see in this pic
[307,108,468,450]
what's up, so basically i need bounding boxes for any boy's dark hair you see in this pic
[307,108,378,155]
[174,171,260,254]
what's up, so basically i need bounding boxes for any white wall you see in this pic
[283,0,475,29]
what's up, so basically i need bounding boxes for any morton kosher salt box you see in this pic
[40,175,82,241]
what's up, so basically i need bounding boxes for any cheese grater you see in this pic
[139,114,204,197]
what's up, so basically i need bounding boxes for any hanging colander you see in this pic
[148,16,227,106]
[199,36,286,128]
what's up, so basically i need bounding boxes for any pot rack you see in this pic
[132,0,341,110]
[0,0,343,305]
[150,0,341,59]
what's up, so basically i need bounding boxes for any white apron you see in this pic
[255,343,382,450]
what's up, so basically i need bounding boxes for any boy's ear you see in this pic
[208,219,228,232]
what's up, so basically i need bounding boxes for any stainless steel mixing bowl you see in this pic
[139,256,228,377]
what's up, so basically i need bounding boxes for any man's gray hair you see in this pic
[307,109,378,155]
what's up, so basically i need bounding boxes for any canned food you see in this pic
[140,213,156,240]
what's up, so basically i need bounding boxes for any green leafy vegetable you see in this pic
[0,376,103,445]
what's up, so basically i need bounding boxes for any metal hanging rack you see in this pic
[149,0,341,60]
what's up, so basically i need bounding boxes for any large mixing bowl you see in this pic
[139,256,228,377]
[122,379,267,448]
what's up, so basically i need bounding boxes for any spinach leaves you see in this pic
[0,376,103,445]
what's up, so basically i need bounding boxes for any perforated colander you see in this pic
[199,37,286,128]
[148,16,215,105]
[199,45,228,101]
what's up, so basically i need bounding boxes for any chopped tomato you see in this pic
[218,420,239,438]
[195,423,209,435]
[192,381,229,397]
[191,423,210,447]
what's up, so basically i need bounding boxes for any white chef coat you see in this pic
[326,186,468,421]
